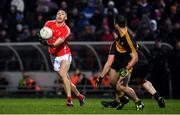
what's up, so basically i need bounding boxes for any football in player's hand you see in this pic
[40,27,53,40]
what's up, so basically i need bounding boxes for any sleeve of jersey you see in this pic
[44,21,51,27]
[59,26,71,41]
[125,32,137,53]
[109,41,116,55]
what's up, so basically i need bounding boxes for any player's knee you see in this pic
[116,84,126,91]
[136,78,146,85]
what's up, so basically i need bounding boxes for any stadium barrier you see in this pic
[0,42,173,98]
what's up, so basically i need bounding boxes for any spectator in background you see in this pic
[0,30,10,42]
[0,76,9,90]
[70,68,84,85]
[54,78,63,96]
[81,1,96,21]
[27,29,39,42]
[32,13,46,30]
[0,75,9,97]
[104,1,118,16]
[77,14,90,32]
[169,4,179,25]
[136,15,156,41]
[68,19,79,41]
[90,7,103,32]
[36,0,58,14]
[129,9,141,34]
[101,73,110,88]
[149,19,159,40]
[69,7,80,28]
[6,5,20,41]
[99,25,113,41]
[59,1,68,11]
[88,71,99,91]
[104,0,119,30]
[168,20,180,47]
[11,0,24,13]
[79,24,97,41]
[137,0,153,19]
[150,39,170,97]
[15,24,31,42]
[169,41,180,98]
[18,72,41,91]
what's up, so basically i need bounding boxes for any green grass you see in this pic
[0,98,180,114]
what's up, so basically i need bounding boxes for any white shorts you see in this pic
[50,54,72,71]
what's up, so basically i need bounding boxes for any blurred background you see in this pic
[0,0,179,99]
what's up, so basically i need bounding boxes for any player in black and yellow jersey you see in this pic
[96,15,144,110]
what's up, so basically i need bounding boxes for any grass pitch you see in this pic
[0,98,180,114]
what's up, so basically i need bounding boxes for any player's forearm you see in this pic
[126,52,138,70]
[100,62,111,78]
[48,37,64,47]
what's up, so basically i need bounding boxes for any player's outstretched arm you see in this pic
[96,55,114,87]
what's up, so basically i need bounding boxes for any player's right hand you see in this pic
[96,76,103,88]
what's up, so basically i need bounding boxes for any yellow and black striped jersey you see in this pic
[113,27,138,54]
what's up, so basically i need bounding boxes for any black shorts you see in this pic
[111,52,131,71]
[131,62,150,80]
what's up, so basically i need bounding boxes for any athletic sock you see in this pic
[120,95,128,103]
[67,96,72,103]
[153,92,160,101]
[135,99,139,103]
[78,94,84,100]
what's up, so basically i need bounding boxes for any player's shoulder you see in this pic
[45,20,56,25]
[63,23,71,31]
[63,22,69,28]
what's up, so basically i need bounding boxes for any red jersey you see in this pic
[44,20,71,56]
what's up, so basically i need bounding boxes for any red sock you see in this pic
[67,96,72,102]
[78,94,84,100]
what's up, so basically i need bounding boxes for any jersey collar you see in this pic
[55,21,66,27]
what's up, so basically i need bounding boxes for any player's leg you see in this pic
[110,69,122,103]
[117,75,144,110]
[101,69,120,108]
[101,69,129,109]
[58,60,73,106]
[110,69,130,109]
[51,55,73,106]
[136,78,165,108]
[67,75,85,106]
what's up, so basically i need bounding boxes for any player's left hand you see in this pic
[118,68,129,78]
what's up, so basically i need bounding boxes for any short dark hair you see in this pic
[114,15,127,28]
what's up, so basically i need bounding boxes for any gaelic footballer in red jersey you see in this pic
[45,20,71,56]
[40,10,85,107]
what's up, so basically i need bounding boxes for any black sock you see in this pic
[153,92,160,101]
[120,95,128,103]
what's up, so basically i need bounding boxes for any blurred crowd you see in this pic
[0,0,179,47]
[0,0,180,98]
[70,68,111,91]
